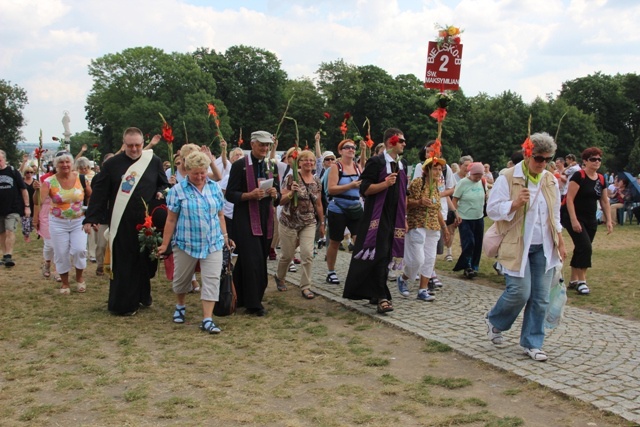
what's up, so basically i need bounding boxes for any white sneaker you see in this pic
[416,290,435,301]
[523,347,548,361]
[485,313,503,345]
[288,262,297,272]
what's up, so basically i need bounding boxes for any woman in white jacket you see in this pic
[484,132,566,362]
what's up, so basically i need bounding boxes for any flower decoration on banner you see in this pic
[318,112,331,136]
[136,199,163,260]
[207,103,224,142]
[159,113,175,175]
[429,90,453,123]
[435,23,463,47]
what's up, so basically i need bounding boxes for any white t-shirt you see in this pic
[214,157,231,180]
[219,174,234,219]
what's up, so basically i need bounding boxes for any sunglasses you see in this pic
[324,158,336,161]
[587,157,602,162]
[342,145,356,150]
[532,155,554,163]
[25,171,34,174]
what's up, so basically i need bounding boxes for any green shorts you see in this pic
[0,213,20,234]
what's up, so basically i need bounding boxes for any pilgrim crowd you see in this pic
[1,123,633,361]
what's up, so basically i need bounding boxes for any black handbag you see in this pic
[213,247,237,317]
[342,203,364,221]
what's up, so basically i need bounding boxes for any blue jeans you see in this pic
[452,218,484,272]
[488,244,554,349]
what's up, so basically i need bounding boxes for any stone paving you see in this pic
[267,249,640,425]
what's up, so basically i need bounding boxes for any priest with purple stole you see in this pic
[343,128,407,315]
[226,131,280,316]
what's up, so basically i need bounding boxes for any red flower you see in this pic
[136,224,144,231]
[162,122,174,144]
[521,137,534,157]
[92,144,99,148]
[388,135,400,146]
[208,103,218,117]
[340,121,348,136]
[365,135,374,149]
[344,112,351,120]
[430,139,442,158]
[144,229,153,236]
[34,148,47,159]
[453,36,461,44]
[52,136,59,141]
[323,112,331,120]
[290,150,299,160]
[430,108,448,123]
[143,215,153,229]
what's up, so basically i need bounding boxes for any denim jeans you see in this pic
[452,218,484,272]
[488,244,554,349]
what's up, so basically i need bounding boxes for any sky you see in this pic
[2,0,640,145]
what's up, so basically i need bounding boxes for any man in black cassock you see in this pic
[84,127,168,316]
[225,131,280,316]
[343,128,408,314]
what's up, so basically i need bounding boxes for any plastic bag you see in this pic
[545,268,567,329]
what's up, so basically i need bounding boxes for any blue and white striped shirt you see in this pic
[166,177,225,258]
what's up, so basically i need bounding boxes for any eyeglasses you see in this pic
[587,157,602,162]
[342,145,356,150]
[532,155,554,163]
[175,162,181,166]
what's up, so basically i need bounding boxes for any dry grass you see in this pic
[0,235,633,426]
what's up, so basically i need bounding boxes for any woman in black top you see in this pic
[562,147,612,295]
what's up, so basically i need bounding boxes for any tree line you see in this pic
[3,45,639,173]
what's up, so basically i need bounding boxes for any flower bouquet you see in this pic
[136,199,163,260]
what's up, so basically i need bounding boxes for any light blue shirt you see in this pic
[166,177,224,258]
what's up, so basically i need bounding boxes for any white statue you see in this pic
[62,111,71,137]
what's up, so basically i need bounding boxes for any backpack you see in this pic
[561,169,604,206]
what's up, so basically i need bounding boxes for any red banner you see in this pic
[424,41,463,91]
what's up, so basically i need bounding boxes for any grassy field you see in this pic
[0,229,637,426]
[435,221,640,320]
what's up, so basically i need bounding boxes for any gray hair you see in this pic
[529,132,557,156]
[75,156,91,170]
[184,151,210,171]
[229,147,244,160]
[459,155,473,164]
[53,152,74,167]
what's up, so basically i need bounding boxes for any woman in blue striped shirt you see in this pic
[158,151,232,334]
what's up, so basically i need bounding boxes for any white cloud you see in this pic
[2,0,640,144]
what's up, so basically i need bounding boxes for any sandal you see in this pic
[577,283,590,295]
[54,274,61,282]
[59,287,71,295]
[376,299,394,314]
[326,272,340,285]
[431,276,443,288]
[274,274,288,292]
[76,282,87,293]
[173,306,186,324]
[302,289,315,299]
[200,319,221,334]
[523,348,548,361]
[42,263,51,278]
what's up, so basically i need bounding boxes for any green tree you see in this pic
[194,45,287,142]
[279,78,325,150]
[86,46,225,159]
[69,131,100,159]
[0,79,28,164]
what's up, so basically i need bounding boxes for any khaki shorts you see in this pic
[0,213,20,234]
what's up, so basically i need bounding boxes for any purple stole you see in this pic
[354,157,407,261]
[245,155,274,239]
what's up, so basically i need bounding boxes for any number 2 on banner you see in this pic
[439,55,449,72]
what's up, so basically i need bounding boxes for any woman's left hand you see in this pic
[225,238,235,251]
[606,221,614,234]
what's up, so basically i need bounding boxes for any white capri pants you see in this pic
[172,246,222,301]
[403,228,441,280]
[43,238,55,262]
[49,216,87,275]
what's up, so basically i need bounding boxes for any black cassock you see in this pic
[84,152,168,314]
[225,154,280,311]
[343,155,406,302]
